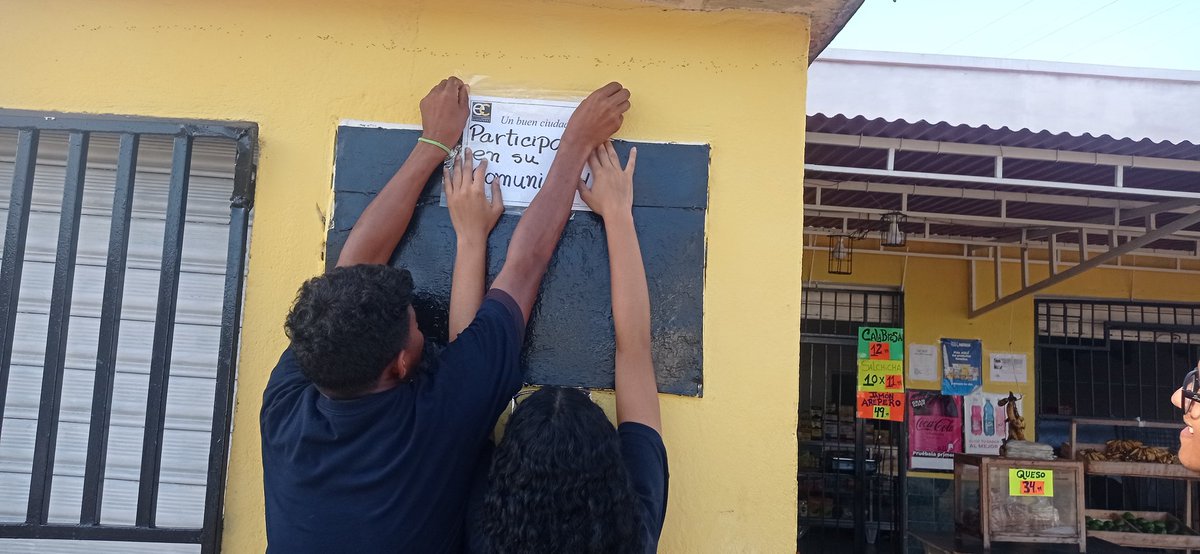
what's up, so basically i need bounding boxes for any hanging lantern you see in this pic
[881,211,907,247]
[828,234,853,275]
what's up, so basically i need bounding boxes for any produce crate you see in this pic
[1085,510,1200,550]
[954,455,1086,552]
[1064,439,1198,480]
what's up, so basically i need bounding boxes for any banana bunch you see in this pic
[1105,439,1143,458]
[1127,446,1175,464]
[1075,440,1178,464]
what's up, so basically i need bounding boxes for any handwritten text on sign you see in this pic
[462,96,590,211]
[858,359,904,392]
[1008,469,1055,497]
[857,391,905,421]
[858,327,904,360]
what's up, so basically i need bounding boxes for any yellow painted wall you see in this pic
[805,241,1200,476]
[2,1,809,551]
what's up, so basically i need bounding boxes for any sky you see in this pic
[823,0,1200,71]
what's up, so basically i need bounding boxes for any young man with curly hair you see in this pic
[259,77,631,553]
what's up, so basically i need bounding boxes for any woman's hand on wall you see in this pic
[578,141,636,220]
[446,148,503,243]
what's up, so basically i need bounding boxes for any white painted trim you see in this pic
[816,49,1200,84]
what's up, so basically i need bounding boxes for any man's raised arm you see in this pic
[336,77,469,267]
[490,82,631,320]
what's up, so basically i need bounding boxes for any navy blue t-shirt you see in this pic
[619,422,670,552]
[465,421,669,553]
[260,289,525,554]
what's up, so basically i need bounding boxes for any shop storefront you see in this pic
[801,52,1200,552]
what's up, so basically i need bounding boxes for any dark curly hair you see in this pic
[482,387,644,553]
[284,264,414,395]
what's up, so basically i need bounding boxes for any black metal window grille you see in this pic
[0,110,256,553]
[1036,297,1200,422]
[798,287,905,553]
[1036,298,1200,526]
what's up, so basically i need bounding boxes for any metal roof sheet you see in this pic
[808,114,1199,160]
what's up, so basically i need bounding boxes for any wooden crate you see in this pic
[1085,510,1200,549]
[955,455,1086,552]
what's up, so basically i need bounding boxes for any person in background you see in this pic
[471,141,668,553]
[1172,362,1200,471]
[259,77,630,553]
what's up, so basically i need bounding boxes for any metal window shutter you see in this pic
[0,130,240,553]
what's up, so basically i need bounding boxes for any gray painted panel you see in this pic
[329,126,707,396]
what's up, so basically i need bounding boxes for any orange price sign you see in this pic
[868,342,891,360]
[856,391,905,421]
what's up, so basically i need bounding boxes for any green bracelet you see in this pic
[417,137,453,156]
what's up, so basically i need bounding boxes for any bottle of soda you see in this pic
[984,399,995,436]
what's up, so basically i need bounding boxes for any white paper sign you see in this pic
[989,352,1028,383]
[963,391,1021,454]
[909,343,938,382]
[462,95,590,210]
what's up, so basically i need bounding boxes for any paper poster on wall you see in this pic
[909,344,938,382]
[963,391,1022,455]
[909,390,963,471]
[989,352,1028,384]
[462,95,590,210]
[941,338,982,396]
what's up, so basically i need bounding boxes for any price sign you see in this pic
[858,327,904,361]
[857,391,905,421]
[1008,469,1054,497]
[858,359,904,392]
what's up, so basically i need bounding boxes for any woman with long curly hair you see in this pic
[468,141,668,553]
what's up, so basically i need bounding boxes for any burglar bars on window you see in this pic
[0,110,256,554]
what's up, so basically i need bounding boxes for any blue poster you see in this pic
[941,338,982,396]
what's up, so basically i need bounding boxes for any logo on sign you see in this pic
[471,102,492,123]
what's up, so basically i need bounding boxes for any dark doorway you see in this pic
[799,287,905,553]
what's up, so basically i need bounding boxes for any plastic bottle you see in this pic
[971,405,982,435]
[984,398,995,436]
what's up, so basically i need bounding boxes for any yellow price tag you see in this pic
[858,359,904,392]
[1009,469,1054,497]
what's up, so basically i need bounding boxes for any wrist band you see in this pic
[418,137,453,156]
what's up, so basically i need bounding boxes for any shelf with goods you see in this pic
[798,405,901,543]
[1064,417,1200,550]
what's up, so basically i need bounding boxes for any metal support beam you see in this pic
[805,205,1200,242]
[970,209,1200,318]
[992,196,1200,244]
[1021,246,1030,288]
[993,246,1002,302]
[807,178,1200,216]
[1078,229,1087,263]
[1048,234,1058,275]
[807,132,1200,174]
[969,259,977,313]
[806,163,1200,201]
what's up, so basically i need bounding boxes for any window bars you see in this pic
[0,110,256,553]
